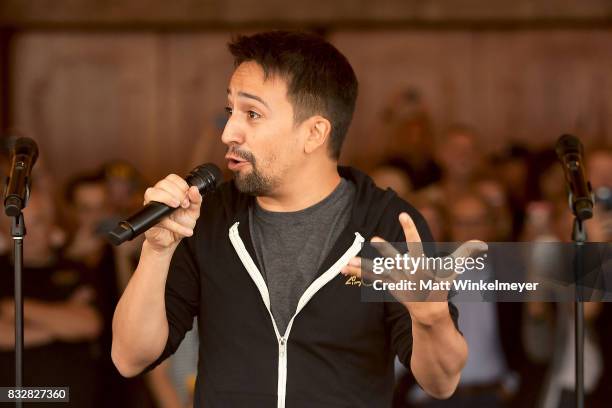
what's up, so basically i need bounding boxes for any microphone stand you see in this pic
[2,136,38,408]
[571,210,586,408]
[10,212,25,408]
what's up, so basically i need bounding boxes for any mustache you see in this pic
[227,147,256,164]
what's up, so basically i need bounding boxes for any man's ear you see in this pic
[304,116,332,154]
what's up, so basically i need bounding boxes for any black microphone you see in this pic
[555,134,593,221]
[107,163,222,246]
[3,137,39,217]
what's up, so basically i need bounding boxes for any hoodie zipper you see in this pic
[229,222,364,408]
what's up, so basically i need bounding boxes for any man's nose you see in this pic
[221,116,245,146]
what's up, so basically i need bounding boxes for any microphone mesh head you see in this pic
[555,134,582,158]
[13,137,39,163]
[187,163,223,193]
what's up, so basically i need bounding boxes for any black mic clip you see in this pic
[3,176,31,217]
[3,173,28,239]
[566,189,595,220]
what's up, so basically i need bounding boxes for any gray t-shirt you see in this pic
[249,178,356,334]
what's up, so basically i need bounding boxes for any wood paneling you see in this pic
[1,0,611,27]
[11,33,160,183]
[158,33,233,177]
[8,29,612,185]
[332,30,612,166]
[0,30,9,134]
[10,32,233,184]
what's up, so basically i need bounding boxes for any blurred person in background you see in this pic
[0,212,9,256]
[491,144,531,239]
[538,164,567,206]
[63,171,133,407]
[160,319,200,408]
[101,161,147,291]
[586,147,612,408]
[103,160,148,219]
[587,147,612,188]
[521,158,567,242]
[64,171,114,267]
[524,199,604,408]
[63,170,138,296]
[473,176,514,241]
[0,190,102,406]
[0,141,10,255]
[406,192,521,408]
[371,163,413,201]
[587,148,612,244]
[380,88,442,190]
[411,194,450,243]
[65,169,188,408]
[419,124,485,205]
[522,147,612,407]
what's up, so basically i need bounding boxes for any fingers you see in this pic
[399,212,424,259]
[165,173,189,190]
[144,175,184,207]
[188,185,202,203]
[159,177,187,199]
[157,218,194,237]
[186,186,203,217]
[371,236,400,258]
[341,257,362,278]
[142,175,202,249]
[433,240,488,281]
[450,240,488,260]
[144,174,196,208]
[341,257,380,284]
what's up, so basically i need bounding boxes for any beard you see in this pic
[234,167,275,196]
[229,147,277,196]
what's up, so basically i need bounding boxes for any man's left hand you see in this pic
[341,212,487,325]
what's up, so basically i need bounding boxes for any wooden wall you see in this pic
[10,32,234,183]
[333,30,612,165]
[7,29,612,186]
[1,0,611,26]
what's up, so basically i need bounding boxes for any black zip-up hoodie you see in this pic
[146,166,459,408]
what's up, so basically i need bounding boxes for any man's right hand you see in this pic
[143,174,202,252]
[113,173,202,377]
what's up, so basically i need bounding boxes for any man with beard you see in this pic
[112,31,470,408]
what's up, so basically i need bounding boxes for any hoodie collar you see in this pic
[225,166,398,278]
[224,166,397,236]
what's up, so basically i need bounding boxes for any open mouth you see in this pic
[226,156,250,170]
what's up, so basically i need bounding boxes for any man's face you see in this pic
[22,194,55,257]
[449,197,493,242]
[73,183,109,229]
[588,151,612,190]
[222,61,304,196]
[438,132,479,182]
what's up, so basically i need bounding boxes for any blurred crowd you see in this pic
[0,157,198,407]
[370,90,612,408]
[0,87,610,408]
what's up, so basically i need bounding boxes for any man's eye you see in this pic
[224,107,233,116]
[248,111,261,119]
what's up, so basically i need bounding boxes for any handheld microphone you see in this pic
[107,163,222,246]
[3,137,39,217]
[555,134,593,221]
